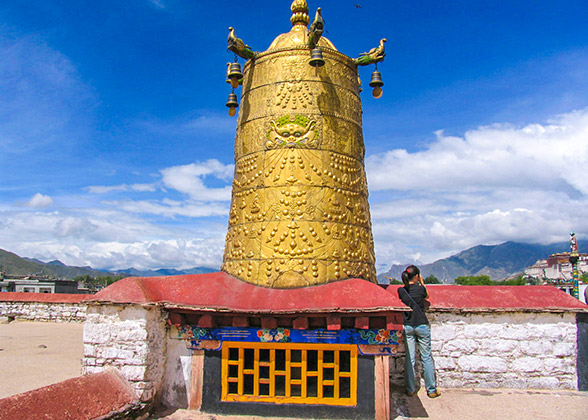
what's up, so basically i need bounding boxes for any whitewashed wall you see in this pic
[81,304,582,410]
[82,304,167,402]
[391,311,578,390]
[0,301,87,322]
[159,334,192,409]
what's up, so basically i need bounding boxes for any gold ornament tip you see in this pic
[291,0,308,13]
[290,0,309,26]
[372,86,383,98]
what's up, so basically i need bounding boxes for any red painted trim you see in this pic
[168,312,185,326]
[232,316,249,327]
[0,292,92,304]
[355,317,369,329]
[293,317,308,329]
[197,314,213,328]
[386,314,403,330]
[261,317,278,329]
[327,314,342,330]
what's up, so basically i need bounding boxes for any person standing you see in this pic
[398,265,441,398]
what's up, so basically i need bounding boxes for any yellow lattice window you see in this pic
[222,342,357,406]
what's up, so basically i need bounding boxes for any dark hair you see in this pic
[401,265,420,288]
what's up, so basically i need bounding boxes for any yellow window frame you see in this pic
[221,341,358,406]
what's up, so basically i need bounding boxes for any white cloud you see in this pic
[84,160,233,220]
[86,183,157,194]
[131,183,157,192]
[106,199,228,218]
[367,108,588,266]
[0,209,225,270]
[86,184,130,194]
[160,159,234,201]
[367,109,588,194]
[25,193,54,208]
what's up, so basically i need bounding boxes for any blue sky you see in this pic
[1,0,588,272]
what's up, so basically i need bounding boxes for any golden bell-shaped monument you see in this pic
[222,0,378,288]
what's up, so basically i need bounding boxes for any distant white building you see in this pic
[525,252,587,303]
[525,252,587,281]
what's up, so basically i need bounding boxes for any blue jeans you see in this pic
[404,324,437,393]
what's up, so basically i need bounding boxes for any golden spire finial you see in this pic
[290,0,309,26]
[222,0,375,288]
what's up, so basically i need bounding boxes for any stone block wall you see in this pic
[0,300,87,322]
[391,311,578,390]
[82,304,167,402]
[81,303,583,411]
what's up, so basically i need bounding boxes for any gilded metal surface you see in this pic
[290,0,310,26]
[222,2,376,287]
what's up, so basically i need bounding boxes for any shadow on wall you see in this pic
[578,313,588,391]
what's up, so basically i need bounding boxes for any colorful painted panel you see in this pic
[174,325,400,355]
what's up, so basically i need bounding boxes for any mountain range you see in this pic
[0,248,217,279]
[1,240,584,282]
[377,240,587,283]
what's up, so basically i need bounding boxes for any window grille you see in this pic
[221,342,357,405]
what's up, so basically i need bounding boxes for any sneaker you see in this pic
[406,390,418,397]
[427,390,441,398]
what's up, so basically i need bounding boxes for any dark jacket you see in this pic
[398,284,429,326]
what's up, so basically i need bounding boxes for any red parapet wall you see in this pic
[387,285,588,312]
[87,272,588,314]
[0,369,141,420]
[0,292,92,304]
[88,272,406,313]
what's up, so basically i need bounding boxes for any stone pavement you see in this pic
[151,387,588,420]
[0,320,83,398]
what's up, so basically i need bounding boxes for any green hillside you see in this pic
[0,249,115,279]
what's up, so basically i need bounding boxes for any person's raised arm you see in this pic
[419,274,430,299]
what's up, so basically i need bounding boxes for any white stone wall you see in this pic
[391,311,578,390]
[0,301,87,322]
[82,304,167,402]
[81,304,582,410]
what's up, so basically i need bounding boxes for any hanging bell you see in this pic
[226,92,239,117]
[369,69,384,98]
[225,63,232,85]
[309,47,325,67]
[227,62,243,89]
[369,70,384,88]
